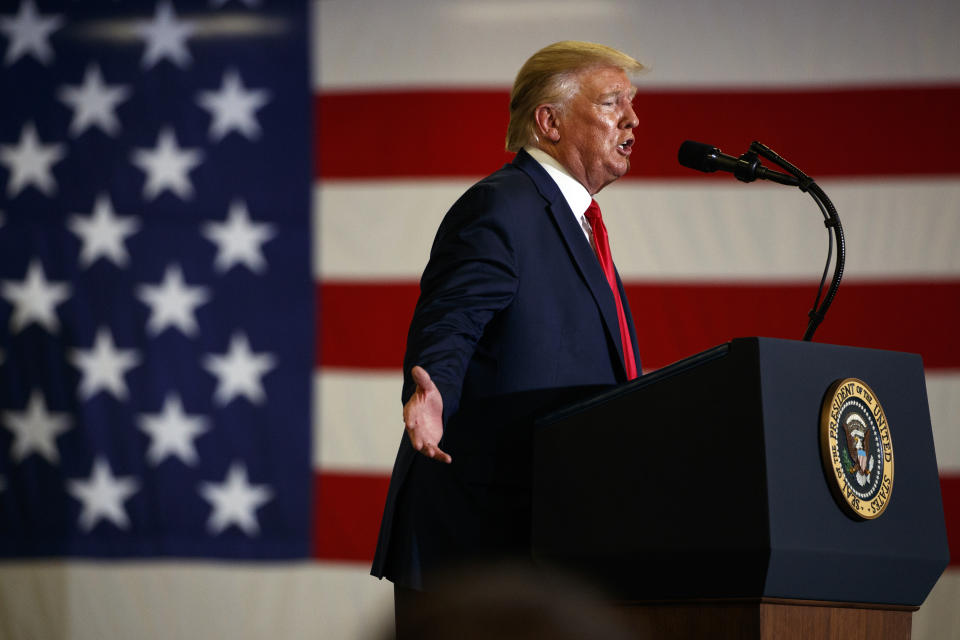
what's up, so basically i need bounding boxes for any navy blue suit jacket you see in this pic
[370,149,641,588]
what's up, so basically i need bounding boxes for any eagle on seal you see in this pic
[843,412,873,486]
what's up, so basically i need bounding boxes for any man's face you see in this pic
[551,67,638,195]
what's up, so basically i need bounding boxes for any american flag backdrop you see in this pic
[1,0,960,638]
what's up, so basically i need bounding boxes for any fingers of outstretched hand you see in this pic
[404,419,452,464]
[422,443,452,464]
[408,429,452,463]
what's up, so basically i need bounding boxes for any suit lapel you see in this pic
[512,150,628,378]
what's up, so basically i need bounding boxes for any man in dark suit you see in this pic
[371,40,645,623]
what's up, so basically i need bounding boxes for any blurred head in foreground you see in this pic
[379,562,636,639]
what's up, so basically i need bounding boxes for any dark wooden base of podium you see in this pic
[618,598,915,640]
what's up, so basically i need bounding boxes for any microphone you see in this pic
[678,140,799,186]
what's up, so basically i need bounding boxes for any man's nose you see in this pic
[622,102,639,129]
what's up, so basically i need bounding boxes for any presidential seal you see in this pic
[820,378,894,519]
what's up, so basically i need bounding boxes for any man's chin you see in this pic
[611,159,631,179]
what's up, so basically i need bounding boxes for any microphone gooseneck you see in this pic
[676,140,844,342]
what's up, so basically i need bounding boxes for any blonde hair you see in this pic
[505,41,645,152]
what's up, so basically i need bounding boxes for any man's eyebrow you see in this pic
[599,87,638,100]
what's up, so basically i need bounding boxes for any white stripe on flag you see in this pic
[0,562,394,640]
[314,370,960,475]
[926,373,960,473]
[315,371,403,472]
[912,569,960,637]
[315,179,960,280]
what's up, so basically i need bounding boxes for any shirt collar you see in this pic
[524,146,592,217]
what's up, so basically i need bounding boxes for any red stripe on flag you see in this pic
[942,475,959,567]
[631,280,960,370]
[317,280,960,371]
[316,90,514,179]
[316,86,960,179]
[316,282,418,370]
[312,471,959,565]
[312,471,390,562]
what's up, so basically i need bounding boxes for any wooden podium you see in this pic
[532,338,949,639]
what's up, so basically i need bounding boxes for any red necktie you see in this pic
[584,200,638,380]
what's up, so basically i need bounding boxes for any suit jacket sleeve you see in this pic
[402,182,519,423]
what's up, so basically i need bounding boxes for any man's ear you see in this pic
[533,104,561,143]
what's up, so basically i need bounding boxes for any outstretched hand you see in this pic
[403,366,452,463]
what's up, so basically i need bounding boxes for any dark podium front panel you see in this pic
[532,337,948,607]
